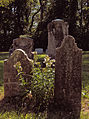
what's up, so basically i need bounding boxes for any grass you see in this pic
[0,52,89,118]
[81,111,89,119]
[0,111,47,119]
[0,52,9,85]
[81,52,89,118]
[0,52,9,61]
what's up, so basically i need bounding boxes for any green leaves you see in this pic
[82,85,89,99]
[14,52,55,112]
[0,0,14,7]
[30,52,55,111]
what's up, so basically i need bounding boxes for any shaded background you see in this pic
[0,0,89,51]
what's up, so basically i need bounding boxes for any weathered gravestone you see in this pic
[4,49,32,97]
[10,37,34,58]
[48,35,82,119]
[47,19,69,58]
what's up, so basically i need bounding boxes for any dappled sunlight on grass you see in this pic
[0,53,9,61]
[0,86,4,101]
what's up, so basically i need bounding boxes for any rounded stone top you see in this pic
[14,37,33,41]
[20,37,33,40]
[47,19,69,32]
[52,19,65,24]
[52,19,64,22]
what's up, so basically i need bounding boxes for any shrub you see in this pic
[14,52,55,113]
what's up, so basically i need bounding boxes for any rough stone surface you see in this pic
[48,35,82,119]
[47,19,69,58]
[4,49,32,97]
[10,37,34,58]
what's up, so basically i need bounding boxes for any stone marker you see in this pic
[35,48,43,54]
[48,35,82,119]
[4,49,32,97]
[10,37,34,58]
[47,19,69,58]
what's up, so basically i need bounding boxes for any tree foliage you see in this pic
[0,0,14,7]
[0,0,89,51]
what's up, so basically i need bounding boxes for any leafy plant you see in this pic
[31,52,55,112]
[82,85,89,99]
[80,111,89,119]
[14,52,55,113]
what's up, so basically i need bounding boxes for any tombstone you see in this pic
[47,19,69,58]
[10,37,34,58]
[4,49,33,97]
[48,35,82,119]
[35,48,43,54]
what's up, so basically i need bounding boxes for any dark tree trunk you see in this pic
[69,0,78,36]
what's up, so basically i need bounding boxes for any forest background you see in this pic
[0,0,89,51]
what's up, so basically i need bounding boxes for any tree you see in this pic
[68,0,78,36]
[1,0,89,51]
[0,0,30,51]
[53,0,68,19]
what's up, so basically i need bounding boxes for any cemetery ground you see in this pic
[0,52,89,118]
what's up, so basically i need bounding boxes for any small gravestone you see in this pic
[4,49,32,97]
[48,35,82,119]
[35,48,43,54]
[10,37,34,58]
[47,19,69,58]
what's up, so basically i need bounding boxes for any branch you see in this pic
[29,8,40,32]
[39,0,44,22]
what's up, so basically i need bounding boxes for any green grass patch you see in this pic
[0,61,4,63]
[83,51,89,54]
[82,72,89,87]
[80,111,89,119]
[0,111,47,119]
[82,60,89,64]
[0,52,9,85]
[0,111,88,119]
[0,52,9,61]
[0,85,4,100]
[0,52,9,54]
[82,54,89,58]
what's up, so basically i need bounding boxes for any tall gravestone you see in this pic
[47,19,69,58]
[9,37,34,58]
[48,35,82,119]
[4,49,32,97]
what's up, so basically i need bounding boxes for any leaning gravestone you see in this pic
[47,19,69,58]
[4,49,32,97]
[10,37,34,58]
[48,35,82,119]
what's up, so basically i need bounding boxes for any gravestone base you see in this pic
[48,111,80,119]
[48,102,80,119]
[4,83,21,97]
